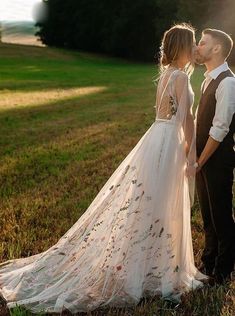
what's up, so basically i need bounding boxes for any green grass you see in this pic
[0,43,234,316]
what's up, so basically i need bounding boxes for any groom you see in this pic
[195,28,235,284]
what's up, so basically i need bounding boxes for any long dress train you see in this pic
[0,68,206,314]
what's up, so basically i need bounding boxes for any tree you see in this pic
[36,0,179,61]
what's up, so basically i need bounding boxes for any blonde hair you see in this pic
[159,23,195,76]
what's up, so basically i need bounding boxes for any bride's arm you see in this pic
[184,110,195,155]
[175,72,195,153]
[174,72,197,177]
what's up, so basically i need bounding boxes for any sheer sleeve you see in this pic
[155,70,196,205]
[173,71,197,205]
[174,72,195,158]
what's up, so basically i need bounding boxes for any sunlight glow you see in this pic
[0,87,108,110]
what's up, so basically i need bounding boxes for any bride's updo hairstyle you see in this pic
[159,23,195,75]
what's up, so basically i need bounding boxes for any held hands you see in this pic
[195,161,202,173]
[185,161,201,177]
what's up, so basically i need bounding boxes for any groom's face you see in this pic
[194,34,214,64]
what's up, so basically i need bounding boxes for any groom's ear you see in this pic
[213,43,222,54]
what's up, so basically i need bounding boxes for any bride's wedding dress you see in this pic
[0,68,205,314]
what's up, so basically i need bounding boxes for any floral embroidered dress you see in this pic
[0,68,206,314]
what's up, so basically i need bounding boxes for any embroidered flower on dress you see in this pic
[159,227,164,237]
[169,95,177,116]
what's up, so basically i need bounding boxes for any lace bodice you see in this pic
[155,69,194,121]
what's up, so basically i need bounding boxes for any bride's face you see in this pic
[194,34,214,64]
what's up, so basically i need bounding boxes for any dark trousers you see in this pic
[196,158,235,277]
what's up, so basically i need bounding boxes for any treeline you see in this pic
[36,0,235,62]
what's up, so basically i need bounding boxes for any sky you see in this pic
[0,0,42,21]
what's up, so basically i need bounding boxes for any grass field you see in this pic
[1,21,43,47]
[0,43,234,316]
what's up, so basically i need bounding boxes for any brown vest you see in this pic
[196,69,235,165]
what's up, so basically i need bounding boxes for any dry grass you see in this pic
[0,86,107,110]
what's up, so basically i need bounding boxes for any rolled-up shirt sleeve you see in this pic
[209,77,235,142]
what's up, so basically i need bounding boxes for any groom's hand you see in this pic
[196,163,202,173]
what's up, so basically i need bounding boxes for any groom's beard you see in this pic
[195,49,213,65]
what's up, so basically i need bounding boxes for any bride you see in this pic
[0,23,206,314]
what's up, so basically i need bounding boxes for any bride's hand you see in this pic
[185,164,196,177]
[185,160,202,177]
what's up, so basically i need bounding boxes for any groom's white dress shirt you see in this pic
[201,62,235,142]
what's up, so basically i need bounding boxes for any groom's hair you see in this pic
[202,28,233,59]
